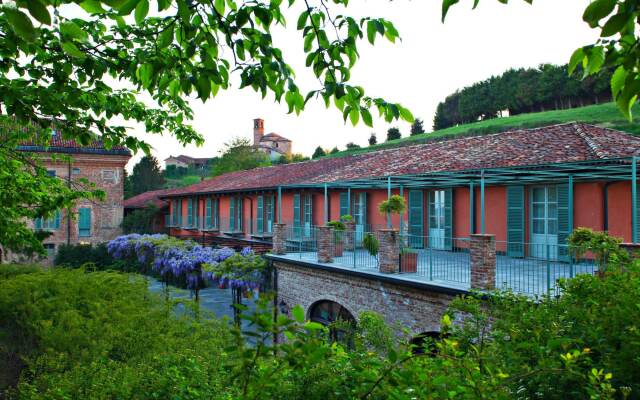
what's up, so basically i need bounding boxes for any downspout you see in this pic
[67,160,71,245]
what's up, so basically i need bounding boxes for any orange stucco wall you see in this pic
[165,180,635,244]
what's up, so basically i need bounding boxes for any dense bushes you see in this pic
[54,243,118,269]
[0,268,233,399]
[2,231,639,398]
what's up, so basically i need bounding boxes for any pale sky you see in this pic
[122,0,597,171]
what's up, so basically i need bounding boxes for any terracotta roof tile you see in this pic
[124,188,172,209]
[162,123,640,197]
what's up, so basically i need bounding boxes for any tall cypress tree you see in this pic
[129,155,165,197]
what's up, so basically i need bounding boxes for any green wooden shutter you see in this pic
[339,192,349,218]
[54,210,61,229]
[444,189,453,250]
[293,193,301,237]
[557,183,571,261]
[269,195,275,232]
[214,198,219,228]
[506,186,525,257]
[187,198,193,226]
[178,200,183,226]
[205,198,212,228]
[229,198,235,231]
[257,195,264,233]
[408,190,424,248]
[237,198,243,231]
[78,207,91,237]
[34,216,42,230]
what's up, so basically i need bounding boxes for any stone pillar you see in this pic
[343,221,356,251]
[378,229,400,274]
[272,223,286,255]
[317,226,334,263]
[470,234,496,290]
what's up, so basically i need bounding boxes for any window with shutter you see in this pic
[339,192,349,218]
[293,194,301,237]
[408,190,424,248]
[506,186,525,257]
[557,184,571,261]
[206,198,212,228]
[257,196,264,233]
[213,198,219,228]
[78,207,91,237]
[303,194,312,237]
[444,189,453,250]
[236,198,243,231]
[229,198,235,231]
[266,195,274,233]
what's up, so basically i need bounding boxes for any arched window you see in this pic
[409,331,447,355]
[309,300,356,343]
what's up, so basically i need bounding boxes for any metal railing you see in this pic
[495,241,598,296]
[399,234,471,285]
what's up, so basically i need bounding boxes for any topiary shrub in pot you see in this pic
[327,220,346,257]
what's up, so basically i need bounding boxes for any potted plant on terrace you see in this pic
[399,247,418,273]
[327,220,346,257]
[363,232,379,265]
[378,194,406,229]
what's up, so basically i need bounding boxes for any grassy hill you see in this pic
[164,175,203,189]
[328,102,640,158]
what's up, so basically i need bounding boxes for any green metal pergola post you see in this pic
[633,157,637,243]
[324,183,328,224]
[277,186,282,223]
[387,176,392,228]
[480,170,485,234]
[399,185,404,234]
[469,181,475,234]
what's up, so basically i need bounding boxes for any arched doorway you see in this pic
[309,300,356,343]
[409,331,447,355]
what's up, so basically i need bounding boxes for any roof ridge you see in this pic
[572,122,607,159]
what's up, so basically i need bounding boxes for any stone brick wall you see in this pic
[470,234,496,290]
[317,226,333,263]
[378,229,400,274]
[274,260,457,335]
[272,223,286,255]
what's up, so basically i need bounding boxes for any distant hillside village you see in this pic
[165,118,292,171]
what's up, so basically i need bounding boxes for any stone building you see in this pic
[17,131,131,259]
[253,118,292,160]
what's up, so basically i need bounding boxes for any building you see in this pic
[165,155,212,170]
[123,188,171,233]
[253,118,292,160]
[17,131,131,259]
[157,122,640,334]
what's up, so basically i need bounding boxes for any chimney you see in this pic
[253,118,264,146]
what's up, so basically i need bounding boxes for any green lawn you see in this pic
[164,174,202,188]
[328,102,640,158]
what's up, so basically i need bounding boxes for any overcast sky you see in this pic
[123,0,596,171]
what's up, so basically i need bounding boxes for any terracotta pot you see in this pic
[400,252,418,273]
[334,241,344,257]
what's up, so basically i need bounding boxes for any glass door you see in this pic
[530,186,558,260]
[352,193,367,242]
[429,190,446,250]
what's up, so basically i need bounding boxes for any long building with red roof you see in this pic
[158,122,640,259]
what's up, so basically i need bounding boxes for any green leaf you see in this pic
[61,21,89,42]
[79,0,106,14]
[601,13,628,37]
[366,20,376,44]
[214,0,225,15]
[616,77,640,120]
[135,0,149,24]
[568,48,585,75]
[442,0,460,23]
[118,0,141,15]
[349,107,359,126]
[582,0,616,26]
[158,24,174,48]
[61,41,86,59]
[361,108,373,127]
[27,0,51,25]
[399,105,414,123]
[4,7,37,42]
[585,46,605,77]
[297,10,308,30]
[197,76,211,100]
[291,305,305,323]
[158,0,171,12]
[611,66,627,99]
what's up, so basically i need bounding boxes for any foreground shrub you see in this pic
[0,269,233,398]
[0,264,41,280]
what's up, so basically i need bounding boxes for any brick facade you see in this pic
[470,234,496,290]
[317,226,333,263]
[272,223,286,255]
[378,229,400,274]
[11,152,130,262]
[273,260,458,335]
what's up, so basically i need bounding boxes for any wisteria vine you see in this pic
[107,234,267,297]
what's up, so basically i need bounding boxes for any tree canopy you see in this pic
[127,155,165,198]
[386,127,401,141]
[432,64,612,130]
[312,146,326,159]
[210,137,270,176]
[410,118,424,135]
[443,0,640,120]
